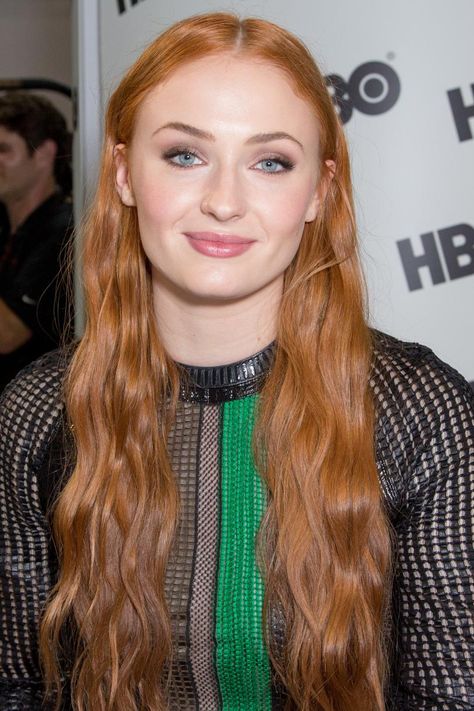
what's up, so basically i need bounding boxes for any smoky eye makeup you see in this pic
[161,145,204,167]
[160,144,296,174]
[253,155,295,172]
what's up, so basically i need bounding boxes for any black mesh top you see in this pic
[0,330,473,710]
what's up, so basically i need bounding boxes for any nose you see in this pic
[200,164,245,221]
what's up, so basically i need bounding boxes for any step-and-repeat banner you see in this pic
[90,0,473,383]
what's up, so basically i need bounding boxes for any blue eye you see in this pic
[173,152,200,166]
[255,157,294,173]
[163,148,203,168]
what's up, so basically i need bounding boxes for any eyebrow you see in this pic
[153,121,303,149]
[153,122,211,140]
[248,131,303,150]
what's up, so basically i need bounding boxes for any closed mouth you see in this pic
[184,232,255,244]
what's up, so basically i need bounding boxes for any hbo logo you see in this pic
[326,61,401,124]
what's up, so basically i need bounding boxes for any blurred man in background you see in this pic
[0,92,74,393]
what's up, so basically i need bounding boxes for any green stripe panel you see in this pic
[215,396,272,710]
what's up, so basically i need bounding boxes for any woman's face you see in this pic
[115,54,328,306]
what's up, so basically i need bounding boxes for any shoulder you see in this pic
[370,330,473,508]
[44,197,73,232]
[25,195,73,247]
[0,348,70,478]
[370,328,472,424]
[39,192,73,222]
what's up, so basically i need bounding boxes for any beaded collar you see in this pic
[178,342,275,404]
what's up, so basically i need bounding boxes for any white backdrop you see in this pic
[76,0,474,383]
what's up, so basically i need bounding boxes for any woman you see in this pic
[0,12,472,711]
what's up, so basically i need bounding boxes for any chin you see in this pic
[184,274,250,301]
[185,277,260,302]
[189,288,248,304]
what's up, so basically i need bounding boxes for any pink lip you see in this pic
[184,232,256,258]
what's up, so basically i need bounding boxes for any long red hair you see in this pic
[40,13,392,710]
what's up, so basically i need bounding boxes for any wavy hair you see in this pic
[40,13,392,710]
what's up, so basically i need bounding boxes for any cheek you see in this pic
[4,158,21,172]
[260,185,313,243]
[133,174,192,240]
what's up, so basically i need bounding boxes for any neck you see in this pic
[6,177,56,233]
[153,277,282,367]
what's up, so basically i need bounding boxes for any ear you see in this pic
[114,143,136,206]
[304,159,336,223]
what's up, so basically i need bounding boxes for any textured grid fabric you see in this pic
[0,351,66,710]
[0,331,473,710]
[163,395,273,709]
[165,400,200,708]
[371,336,474,709]
[189,404,221,709]
[215,397,272,709]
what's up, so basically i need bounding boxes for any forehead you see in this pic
[134,54,319,141]
[0,125,26,147]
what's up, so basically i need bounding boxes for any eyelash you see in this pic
[256,156,295,173]
[162,147,203,168]
[161,146,295,173]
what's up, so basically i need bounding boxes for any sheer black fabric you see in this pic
[0,332,473,709]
